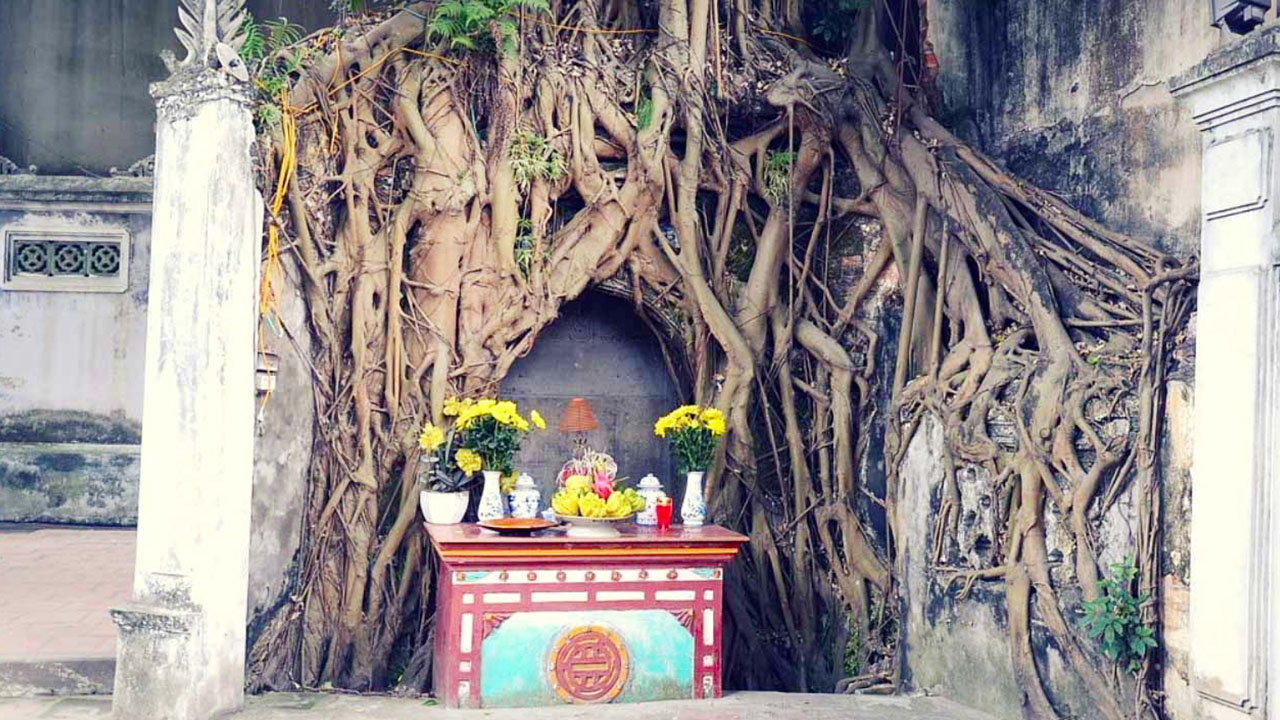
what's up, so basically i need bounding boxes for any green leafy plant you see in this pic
[1080,556,1157,673]
[508,131,565,190]
[239,15,304,65]
[427,0,550,54]
[635,90,654,130]
[764,150,795,205]
[811,0,872,47]
[235,14,308,129]
[843,622,862,678]
[416,419,477,493]
[514,218,535,278]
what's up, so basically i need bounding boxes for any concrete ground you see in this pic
[0,691,999,720]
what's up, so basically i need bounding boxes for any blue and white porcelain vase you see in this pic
[477,470,506,521]
[681,470,706,526]
[510,473,541,519]
[636,473,665,526]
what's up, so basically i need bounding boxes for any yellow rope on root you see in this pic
[257,88,297,412]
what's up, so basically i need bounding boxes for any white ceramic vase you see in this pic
[477,470,506,521]
[420,490,468,524]
[681,470,706,526]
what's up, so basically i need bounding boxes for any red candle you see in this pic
[654,497,673,530]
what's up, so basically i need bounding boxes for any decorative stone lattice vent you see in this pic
[1,228,129,292]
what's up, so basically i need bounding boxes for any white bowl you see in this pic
[554,512,635,537]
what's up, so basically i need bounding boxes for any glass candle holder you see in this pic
[655,497,674,530]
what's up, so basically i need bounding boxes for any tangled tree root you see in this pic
[245,2,1195,717]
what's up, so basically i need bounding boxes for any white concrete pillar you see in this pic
[110,6,260,717]
[1172,26,1280,720]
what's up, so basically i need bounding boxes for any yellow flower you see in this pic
[530,410,546,430]
[418,422,445,451]
[455,448,483,476]
[500,472,518,494]
[443,397,467,416]
[491,401,528,430]
[700,408,726,436]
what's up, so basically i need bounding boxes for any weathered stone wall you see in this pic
[908,2,1214,718]
[0,0,334,175]
[0,177,152,524]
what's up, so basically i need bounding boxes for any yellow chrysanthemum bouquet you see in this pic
[417,397,546,491]
[654,404,726,472]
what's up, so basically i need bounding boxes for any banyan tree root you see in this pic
[245,2,1195,717]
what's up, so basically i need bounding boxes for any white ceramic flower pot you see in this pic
[420,490,468,524]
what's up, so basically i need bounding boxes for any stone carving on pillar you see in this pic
[154,0,253,121]
[167,0,249,73]
[0,155,37,176]
[1171,24,1280,720]
[109,155,156,178]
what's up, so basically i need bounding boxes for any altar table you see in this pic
[426,522,748,708]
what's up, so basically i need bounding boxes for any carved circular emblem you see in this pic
[549,626,629,704]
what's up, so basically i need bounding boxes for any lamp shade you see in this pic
[1210,0,1269,33]
[558,397,599,433]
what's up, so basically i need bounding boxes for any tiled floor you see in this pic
[0,525,134,661]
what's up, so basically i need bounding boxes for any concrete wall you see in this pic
[502,293,681,505]
[928,0,1218,253]
[0,0,334,175]
[909,2,1213,717]
[247,257,313,629]
[0,176,152,524]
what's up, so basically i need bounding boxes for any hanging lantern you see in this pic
[558,397,599,458]
[1210,0,1269,34]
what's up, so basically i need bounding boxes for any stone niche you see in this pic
[503,292,681,502]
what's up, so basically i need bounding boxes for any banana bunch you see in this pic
[580,493,608,518]
[551,490,580,516]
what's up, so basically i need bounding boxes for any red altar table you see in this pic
[426,522,747,708]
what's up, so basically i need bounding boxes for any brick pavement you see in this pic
[0,525,134,662]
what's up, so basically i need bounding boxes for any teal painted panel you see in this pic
[480,609,693,707]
